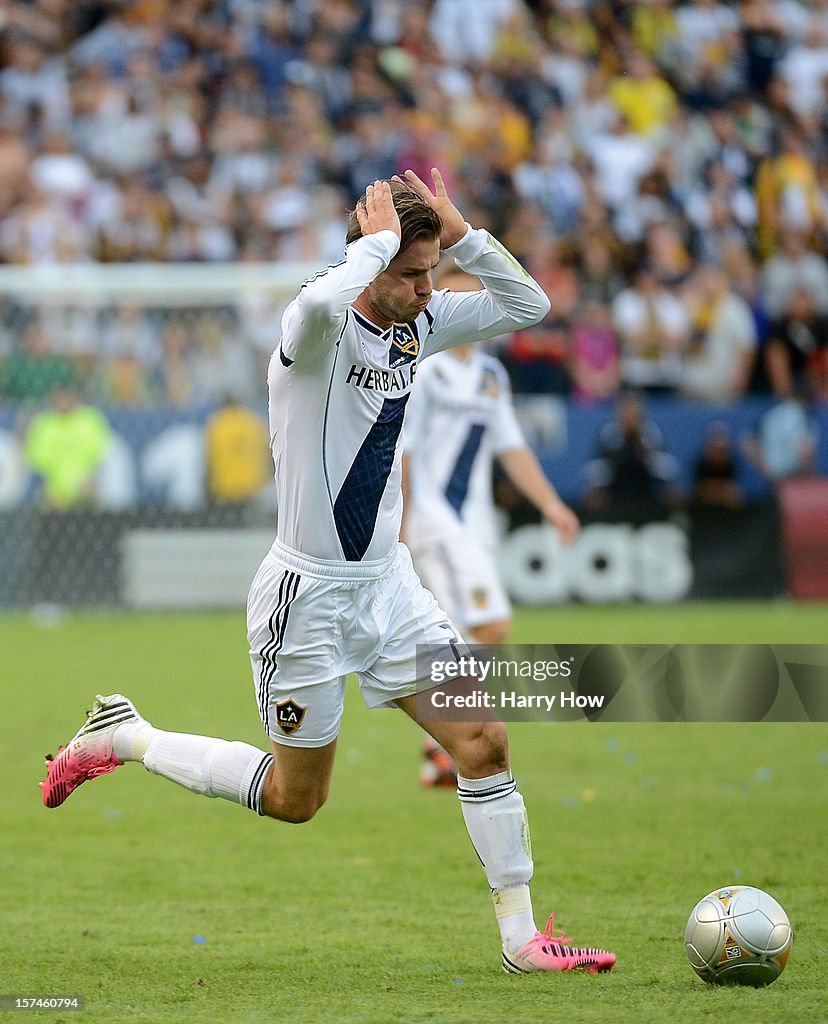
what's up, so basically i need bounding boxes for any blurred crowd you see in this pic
[0,0,827,407]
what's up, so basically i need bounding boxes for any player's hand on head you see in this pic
[356,180,401,240]
[394,168,467,249]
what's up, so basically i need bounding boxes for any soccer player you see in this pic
[42,171,616,975]
[402,266,580,786]
[403,266,579,648]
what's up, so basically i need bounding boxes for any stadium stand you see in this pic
[0,0,826,603]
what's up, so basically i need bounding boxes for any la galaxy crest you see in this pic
[390,322,419,369]
[275,697,306,735]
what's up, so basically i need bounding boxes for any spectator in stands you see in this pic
[681,265,757,401]
[512,140,585,237]
[744,395,820,480]
[585,112,657,214]
[577,235,626,303]
[684,160,757,261]
[740,0,787,100]
[608,50,677,140]
[570,298,620,403]
[24,387,111,509]
[204,396,270,509]
[755,131,825,257]
[0,31,70,129]
[0,113,33,214]
[675,0,742,72]
[693,422,744,508]
[721,238,770,348]
[429,0,524,67]
[585,392,681,511]
[762,229,828,318]
[612,266,689,393]
[0,320,78,401]
[765,287,828,399]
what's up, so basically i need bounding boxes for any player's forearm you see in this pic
[498,446,564,518]
[284,231,401,364]
[299,231,400,319]
[447,228,551,334]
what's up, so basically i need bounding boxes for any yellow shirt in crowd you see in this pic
[608,75,677,137]
[205,404,270,503]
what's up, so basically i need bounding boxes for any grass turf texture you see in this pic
[2,603,827,1024]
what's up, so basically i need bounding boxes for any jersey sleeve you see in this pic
[489,362,526,454]
[422,227,551,356]
[278,230,401,368]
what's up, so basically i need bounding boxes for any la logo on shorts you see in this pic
[275,698,306,735]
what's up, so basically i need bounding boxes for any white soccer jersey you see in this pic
[267,225,549,563]
[403,350,525,551]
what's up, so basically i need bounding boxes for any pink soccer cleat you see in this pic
[502,913,617,974]
[41,694,144,808]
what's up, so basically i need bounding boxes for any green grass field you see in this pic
[2,603,827,1024]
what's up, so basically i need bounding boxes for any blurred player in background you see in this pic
[402,267,580,786]
[43,171,616,976]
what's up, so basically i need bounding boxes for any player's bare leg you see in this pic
[420,620,508,786]
[259,739,337,823]
[469,620,510,646]
[398,693,616,973]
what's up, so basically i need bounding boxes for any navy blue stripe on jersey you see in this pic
[333,393,410,561]
[423,307,435,333]
[352,308,384,336]
[299,258,346,291]
[444,423,486,514]
[279,344,294,367]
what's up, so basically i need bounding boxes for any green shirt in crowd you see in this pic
[25,405,112,508]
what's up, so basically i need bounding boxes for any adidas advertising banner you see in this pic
[498,503,784,605]
[414,645,828,723]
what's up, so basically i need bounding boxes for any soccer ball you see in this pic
[684,885,793,986]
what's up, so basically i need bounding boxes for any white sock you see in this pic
[113,721,157,762]
[493,885,537,954]
[141,731,273,814]
[457,771,537,952]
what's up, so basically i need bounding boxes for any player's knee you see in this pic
[471,619,510,646]
[261,777,329,824]
[451,720,509,777]
[276,801,322,824]
[263,790,327,824]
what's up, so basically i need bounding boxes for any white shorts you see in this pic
[412,537,511,632]
[247,540,463,747]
